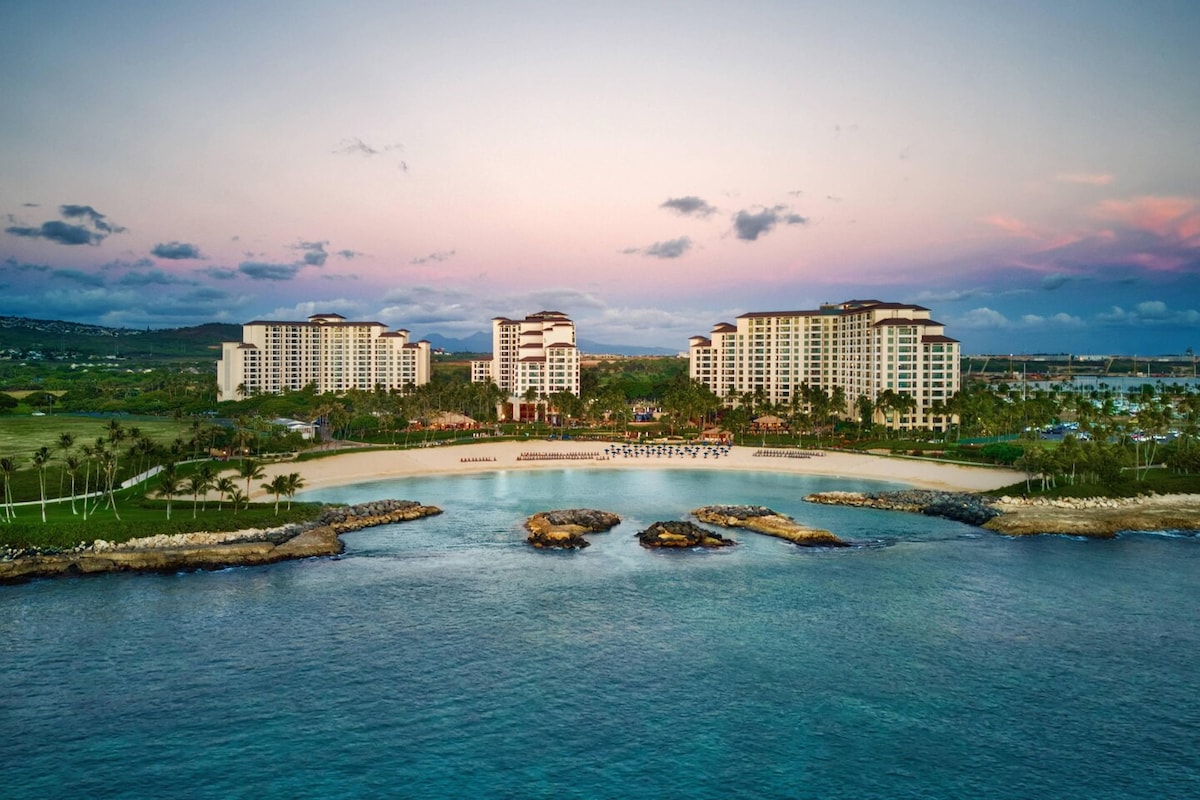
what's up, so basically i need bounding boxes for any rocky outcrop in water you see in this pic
[525,509,622,549]
[804,490,999,526]
[0,499,442,584]
[637,520,736,549]
[693,505,847,547]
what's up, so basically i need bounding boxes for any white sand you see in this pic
[248,440,1024,498]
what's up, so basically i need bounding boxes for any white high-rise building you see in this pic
[471,310,580,419]
[216,313,431,402]
[688,299,959,431]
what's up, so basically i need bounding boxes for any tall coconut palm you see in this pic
[282,472,305,510]
[214,476,237,511]
[64,455,82,515]
[228,487,247,514]
[32,446,52,523]
[238,459,265,499]
[79,443,96,521]
[98,447,121,520]
[195,464,216,511]
[0,456,19,521]
[185,472,212,519]
[262,474,289,515]
[56,431,75,503]
[156,464,180,521]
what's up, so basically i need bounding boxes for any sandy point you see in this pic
[250,440,1024,498]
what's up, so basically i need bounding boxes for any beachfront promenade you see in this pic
[250,440,1025,498]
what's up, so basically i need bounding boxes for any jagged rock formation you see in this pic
[525,509,621,548]
[804,490,1000,527]
[637,520,736,548]
[0,499,441,584]
[693,505,847,547]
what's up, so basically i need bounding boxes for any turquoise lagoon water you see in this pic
[3,468,1198,799]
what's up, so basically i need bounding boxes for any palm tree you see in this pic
[262,474,289,515]
[31,446,53,523]
[185,473,212,519]
[0,456,19,521]
[79,443,96,521]
[99,422,127,512]
[64,455,82,515]
[282,472,305,510]
[156,464,180,520]
[195,464,216,511]
[228,487,247,514]
[98,447,121,520]
[56,431,75,503]
[238,459,265,500]
[214,476,237,511]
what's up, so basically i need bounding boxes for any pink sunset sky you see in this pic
[2,0,1199,354]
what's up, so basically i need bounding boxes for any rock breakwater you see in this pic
[0,499,441,584]
[804,490,1000,527]
[693,505,846,547]
[525,509,622,549]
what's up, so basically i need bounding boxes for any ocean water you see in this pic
[3,469,1198,800]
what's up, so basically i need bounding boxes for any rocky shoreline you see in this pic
[0,499,442,584]
[983,493,1200,537]
[804,490,999,526]
[693,505,847,547]
[804,490,1200,538]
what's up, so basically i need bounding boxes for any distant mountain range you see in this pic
[419,331,678,357]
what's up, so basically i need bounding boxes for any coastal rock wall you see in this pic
[807,489,1200,538]
[804,491,999,527]
[0,499,441,584]
[984,493,1200,537]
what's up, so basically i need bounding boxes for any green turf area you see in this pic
[0,415,193,455]
[0,493,323,551]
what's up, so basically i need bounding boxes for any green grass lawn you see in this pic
[986,467,1200,499]
[1,491,324,550]
[0,415,193,456]
[0,415,199,503]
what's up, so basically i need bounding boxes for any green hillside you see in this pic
[0,317,239,362]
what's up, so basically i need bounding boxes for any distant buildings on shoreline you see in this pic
[688,300,960,431]
[216,313,431,402]
[216,301,963,432]
[470,311,580,420]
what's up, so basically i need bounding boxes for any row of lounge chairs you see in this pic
[516,451,606,461]
[751,449,825,458]
[604,444,733,460]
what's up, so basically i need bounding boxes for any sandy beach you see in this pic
[251,440,1025,497]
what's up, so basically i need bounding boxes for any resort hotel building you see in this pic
[216,313,431,402]
[688,299,960,431]
[471,310,581,420]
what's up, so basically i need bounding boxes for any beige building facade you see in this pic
[688,299,959,431]
[471,311,580,418]
[216,313,431,402]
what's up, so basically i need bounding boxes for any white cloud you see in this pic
[957,307,1009,329]
[1055,172,1114,186]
